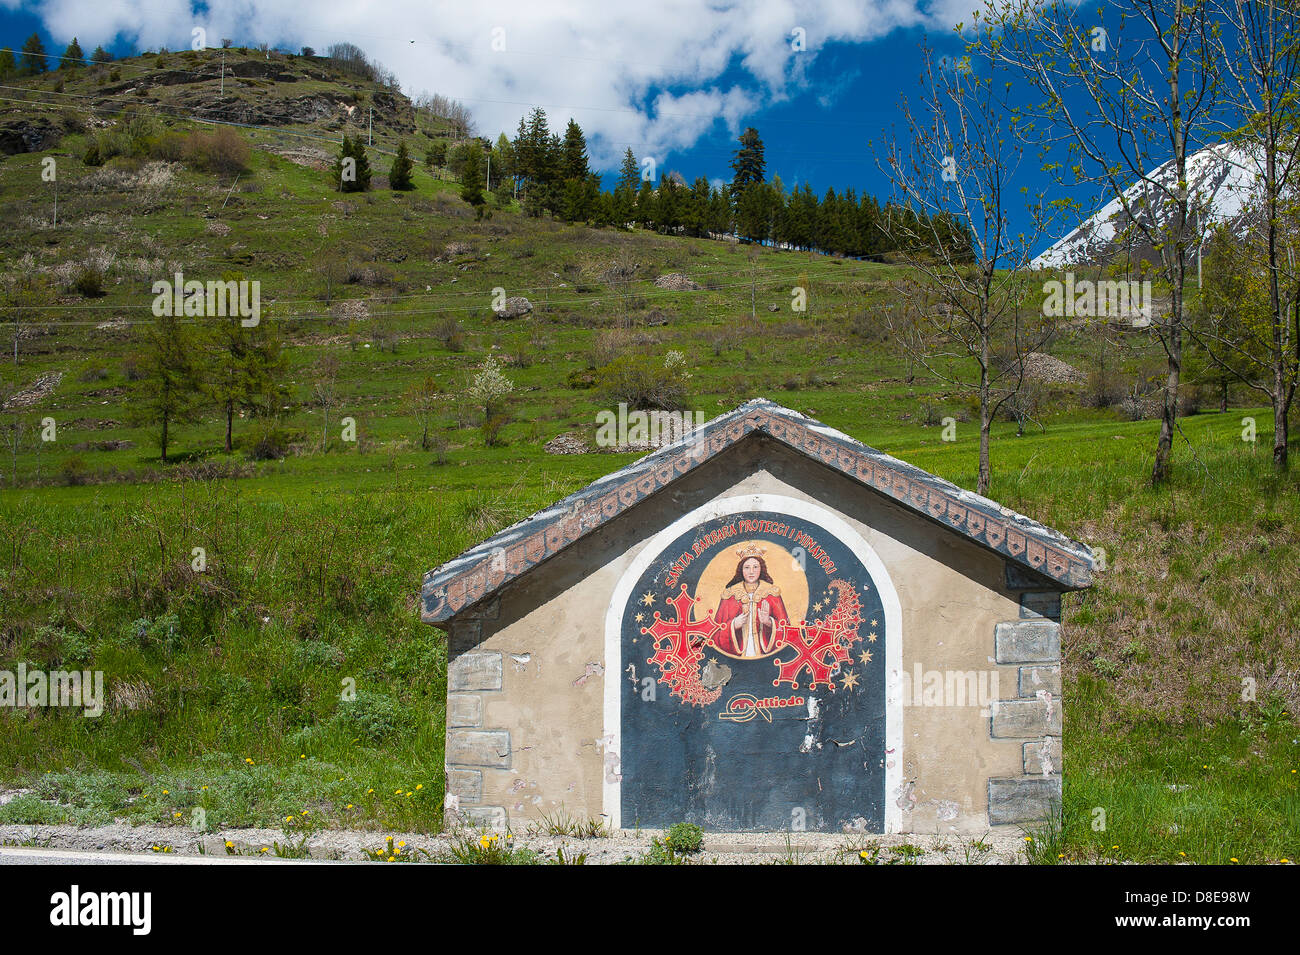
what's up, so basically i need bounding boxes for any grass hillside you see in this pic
[0,53,1296,863]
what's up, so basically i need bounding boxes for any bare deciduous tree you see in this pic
[986,0,1220,483]
[878,33,1056,494]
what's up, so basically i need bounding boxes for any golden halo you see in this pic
[691,539,810,659]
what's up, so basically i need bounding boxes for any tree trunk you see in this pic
[1273,379,1289,470]
[160,412,169,464]
[225,400,234,454]
[1152,326,1180,485]
[978,335,991,495]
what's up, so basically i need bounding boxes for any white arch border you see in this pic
[602,492,903,832]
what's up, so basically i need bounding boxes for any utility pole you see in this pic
[368,107,373,146]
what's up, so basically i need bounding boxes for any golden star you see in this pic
[870,619,878,627]
[858,650,872,664]
[813,601,823,612]
[867,632,878,642]
[640,592,656,607]
[840,670,860,691]
[634,612,645,623]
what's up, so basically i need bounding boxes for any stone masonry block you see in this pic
[447,693,483,727]
[445,768,482,803]
[448,651,502,692]
[447,729,511,768]
[1018,665,1062,698]
[1023,738,1062,775]
[991,698,1062,738]
[1019,591,1062,620]
[995,620,1060,664]
[988,776,1061,825]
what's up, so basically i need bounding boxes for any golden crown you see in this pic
[735,542,767,560]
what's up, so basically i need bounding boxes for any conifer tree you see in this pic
[62,37,83,68]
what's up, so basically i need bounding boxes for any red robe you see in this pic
[711,584,789,657]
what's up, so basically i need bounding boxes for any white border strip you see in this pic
[602,492,904,832]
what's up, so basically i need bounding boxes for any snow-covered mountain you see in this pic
[1032,141,1262,269]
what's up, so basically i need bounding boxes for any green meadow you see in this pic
[0,51,1296,862]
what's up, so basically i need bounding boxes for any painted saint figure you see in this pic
[711,547,789,658]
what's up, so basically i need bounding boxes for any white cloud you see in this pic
[26,0,982,169]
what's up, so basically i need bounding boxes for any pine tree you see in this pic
[561,119,590,181]
[20,33,47,75]
[389,140,415,190]
[460,144,485,215]
[90,46,112,64]
[206,313,289,453]
[334,135,371,192]
[729,127,766,200]
[618,148,639,192]
[62,37,83,69]
[132,311,203,463]
[0,49,15,80]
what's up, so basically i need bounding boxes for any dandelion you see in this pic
[415,784,423,791]
[1024,836,1033,842]
[201,786,208,791]
[300,754,306,759]
[260,847,269,853]
[1281,858,1290,864]
[245,758,254,765]
[367,789,374,794]
[225,841,234,849]
[286,816,294,823]
[173,812,181,819]
[1230,857,1239,863]
[1057,854,1064,859]
[162,790,169,795]
[346,804,354,810]
[398,841,406,847]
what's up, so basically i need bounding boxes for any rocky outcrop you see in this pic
[493,297,533,320]
[653,273,701,291]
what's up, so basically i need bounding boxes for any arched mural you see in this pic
[606,495,899,832]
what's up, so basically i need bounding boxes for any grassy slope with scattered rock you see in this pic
[0,53,1297,862]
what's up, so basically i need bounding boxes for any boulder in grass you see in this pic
[653,272,701,291]
[494,296,533,320]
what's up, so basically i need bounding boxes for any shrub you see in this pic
[82,142,102,166]
[481,413,509,447]
[244,422,298,461]
[58,456,91,486]
[332,691,402,743]
[664,822,703,854]
[182,127,251,175]
[596,351,690,410]
[72,266,106,298]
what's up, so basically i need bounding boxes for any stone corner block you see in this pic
[446,728,511,769]
[447,693,484,728]
[445,768,483,804]
[994,620,1061,664]
[1019,591,1062,620]
[988,776,1061,826]
[448,651,503,692]
[1018,665,1062,698]
[991,698,1062,738]
[451,805,507,831]
[1022,738,1063,776]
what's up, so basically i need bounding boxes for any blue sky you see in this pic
[0,0,1206,249]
